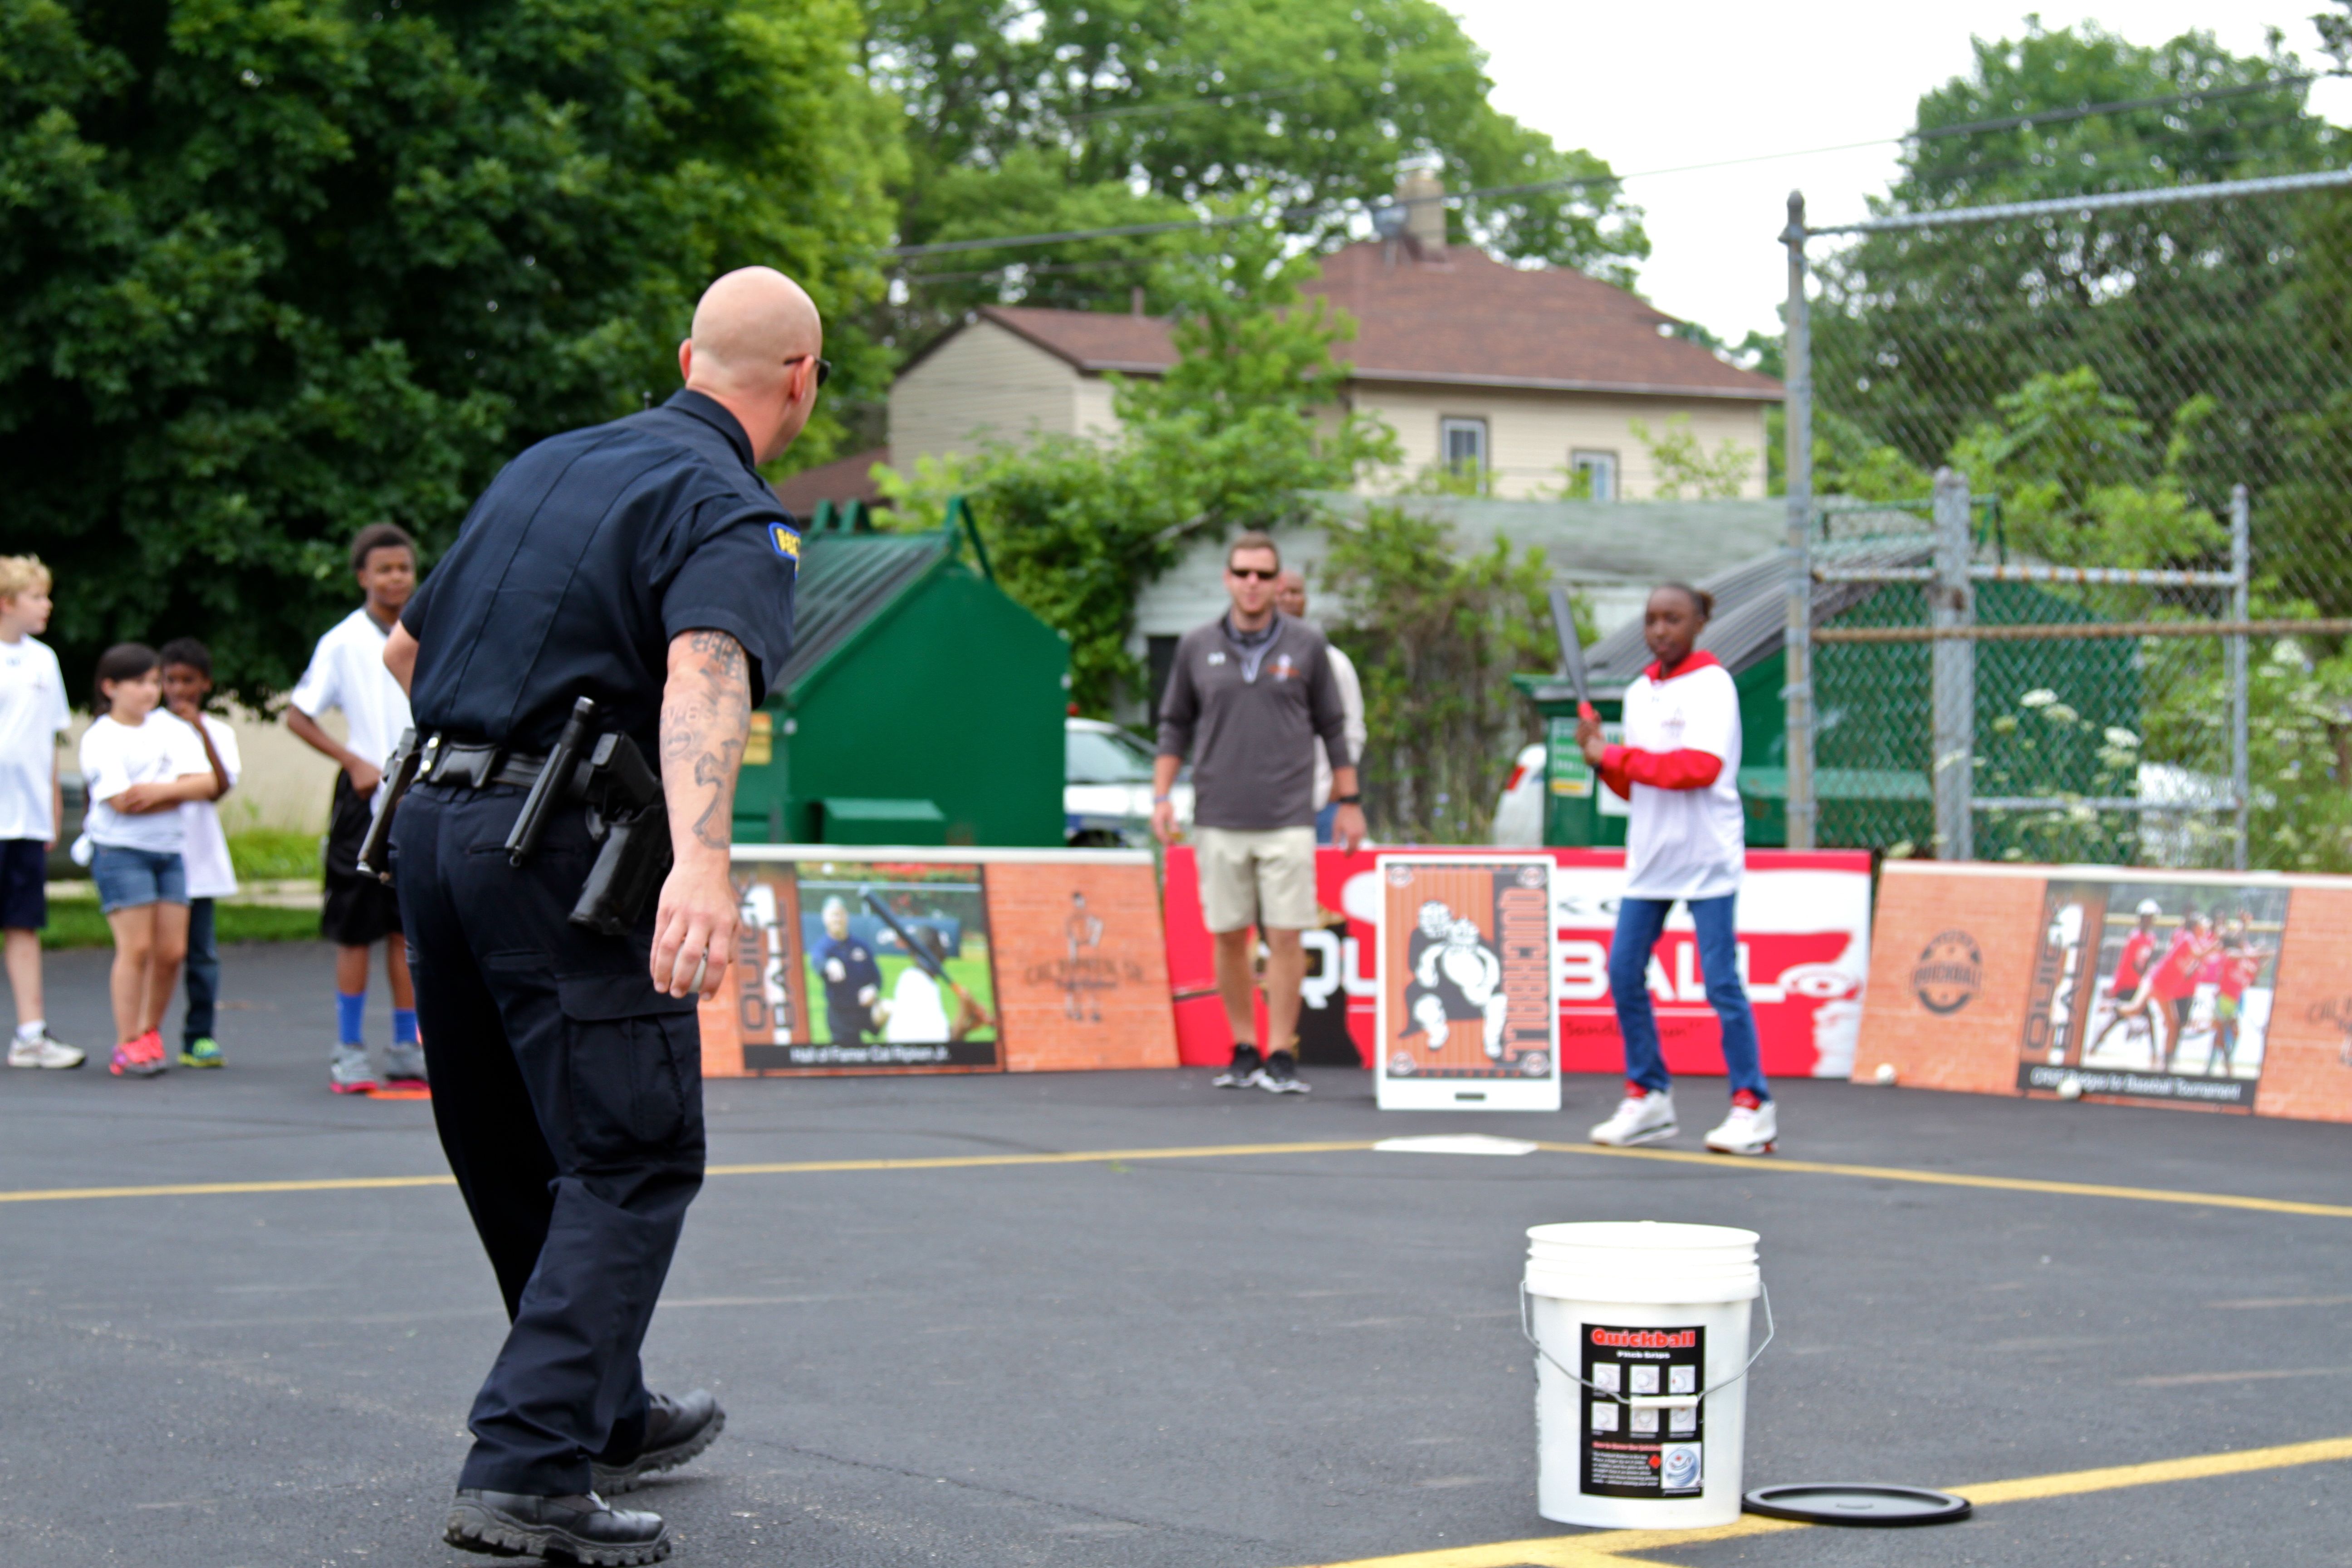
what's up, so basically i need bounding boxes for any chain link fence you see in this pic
[1780,171,2352,872]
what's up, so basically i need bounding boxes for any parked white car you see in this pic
[1491,741,1547,846]
[1065,718,1194,848]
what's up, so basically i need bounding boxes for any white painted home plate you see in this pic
[1373,1135,1539,1156]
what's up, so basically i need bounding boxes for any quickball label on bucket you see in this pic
[1580,1323,1705,1497]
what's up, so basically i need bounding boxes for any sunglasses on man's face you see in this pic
[1228,567,1279,582]
[784,354,833,389]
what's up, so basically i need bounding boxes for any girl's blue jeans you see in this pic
[1607,893,1769,1101]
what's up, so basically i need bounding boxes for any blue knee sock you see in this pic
[336,990,366,1047]
[392,1008,417,1047]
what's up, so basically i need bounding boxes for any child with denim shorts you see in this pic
[0,555,81,1069]
[78,644,225,1077]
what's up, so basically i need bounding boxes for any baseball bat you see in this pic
[862,888,995,1029]
[1549,587,1597,722]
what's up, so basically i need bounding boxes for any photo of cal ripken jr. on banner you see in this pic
[728,859,1002,1073]
[2021,876,2288,1109]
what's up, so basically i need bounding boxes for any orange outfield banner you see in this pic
[1855,861,2352,1123]
[696,847,1179,1078]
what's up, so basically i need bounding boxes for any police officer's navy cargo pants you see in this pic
[391,782,704,1496]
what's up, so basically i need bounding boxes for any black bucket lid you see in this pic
[1743,1484,1973,1527]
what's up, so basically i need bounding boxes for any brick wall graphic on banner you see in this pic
[1857,861,2351,1123]
[987,862,1180,1073]
[699,849,1175,1078]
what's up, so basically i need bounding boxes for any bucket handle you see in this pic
[1518,1280,1774,1408]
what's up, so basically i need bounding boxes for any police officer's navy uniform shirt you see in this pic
[402,389,799,757]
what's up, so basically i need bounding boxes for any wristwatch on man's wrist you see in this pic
[1334,793,1362,806]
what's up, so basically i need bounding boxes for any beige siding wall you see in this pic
[1070,374,1122,440]
[889,322,1087,465]
[1353,386,1770,500]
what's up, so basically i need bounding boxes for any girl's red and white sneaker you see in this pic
[1704,1094,1778,1156]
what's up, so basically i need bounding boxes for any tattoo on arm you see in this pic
[661,630,752,854]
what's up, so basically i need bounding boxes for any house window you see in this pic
[1570,449,1618,501]
[1440,417,1488,478]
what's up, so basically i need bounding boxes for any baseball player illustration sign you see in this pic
[1376,853,1562,1111]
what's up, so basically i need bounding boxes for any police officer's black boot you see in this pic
[445,1489,670,1564]
[593,1388,727,1495]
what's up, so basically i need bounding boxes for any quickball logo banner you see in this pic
[1580,1321,1705,1499]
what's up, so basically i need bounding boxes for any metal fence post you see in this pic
[2230,483,2251,872]
[1931,468,1975,860]
[1781,192,1816,851]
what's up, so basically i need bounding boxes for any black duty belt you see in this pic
[421,737,550,791]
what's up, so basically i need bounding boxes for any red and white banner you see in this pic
[1164,847,1873,1079]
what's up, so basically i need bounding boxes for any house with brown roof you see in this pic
[886,189,1783,500]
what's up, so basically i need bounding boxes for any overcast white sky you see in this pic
[1443,2,2352,340]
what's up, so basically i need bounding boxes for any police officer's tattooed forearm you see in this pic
[661,629,750,853]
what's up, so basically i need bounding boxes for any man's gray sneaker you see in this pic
[1257,1050,1310,1094]
[444,1490,668,1564]
[383,1043,427,1084]
[593,1389,725,1495]
[328,1044,377,1095]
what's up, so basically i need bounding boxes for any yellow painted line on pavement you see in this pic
[0,1142,1378,1204]
[2,1137,2348,1220]
[705,1140,1378,1177]
[1530,1142,2352,1220]
[0,1174,457,1203]
[1289,1433,2352,1568]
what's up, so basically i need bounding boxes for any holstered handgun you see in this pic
[354,729,426,883]
[568,731,671,936]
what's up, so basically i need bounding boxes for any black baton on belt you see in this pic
[506,696,595,867]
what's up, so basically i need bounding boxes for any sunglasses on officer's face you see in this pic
[1228,567,1279,582]
[784,354,833,389]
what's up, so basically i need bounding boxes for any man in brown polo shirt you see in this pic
[1153,532,1365,1093]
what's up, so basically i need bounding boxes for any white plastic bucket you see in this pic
[1523,1221,1764,1529]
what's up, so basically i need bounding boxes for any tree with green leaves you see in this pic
[1321,505,1558,843]
[1,0,896,700]
[1807,20,2341,580]
[863,0,1645,346]
[878,216,1396,713]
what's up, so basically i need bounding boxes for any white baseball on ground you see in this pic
[1873,1063,1897,1087]
[2057,1076,2084,1101]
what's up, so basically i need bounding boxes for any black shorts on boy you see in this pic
[0,838,45,931]
[320,771,401,946]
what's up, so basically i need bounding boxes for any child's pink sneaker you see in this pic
[110,1031,167,1079]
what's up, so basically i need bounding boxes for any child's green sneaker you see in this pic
[179,1038,225,1069]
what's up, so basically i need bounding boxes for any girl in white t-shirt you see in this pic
[78,644,225,1078]
[1575,584,1776,1156]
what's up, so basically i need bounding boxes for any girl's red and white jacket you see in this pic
[1597,651,1745,901]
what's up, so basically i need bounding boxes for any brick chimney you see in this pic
[1396,165,1448,260]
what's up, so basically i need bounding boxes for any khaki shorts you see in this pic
[1194,825,1318,933]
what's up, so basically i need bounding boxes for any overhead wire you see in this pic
[884,71,2323,262]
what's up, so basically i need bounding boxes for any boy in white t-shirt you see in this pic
[161,640,240,1069]
[286,524,420,1094]
[0,556,81,1069]
[1576,583,1775,1156]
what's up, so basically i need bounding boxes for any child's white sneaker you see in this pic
[1703,1094,1778,1156]
[9,1030,85,1069]
[1590,1087,1677,1147]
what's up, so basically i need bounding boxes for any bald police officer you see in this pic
[384,267,822,1563]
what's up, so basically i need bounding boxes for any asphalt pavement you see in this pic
[4,940,2349,1568]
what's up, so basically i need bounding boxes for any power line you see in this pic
[1913,73,2314,141]
[884,72,2336,262]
